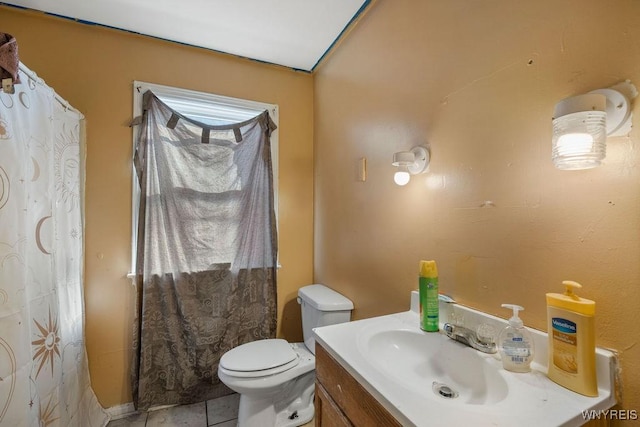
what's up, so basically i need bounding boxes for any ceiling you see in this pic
[2,0,371,72]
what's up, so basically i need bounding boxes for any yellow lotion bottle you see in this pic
[546,281,597,397]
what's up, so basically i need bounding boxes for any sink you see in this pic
[314,300,618,427]
[360,328,508,405]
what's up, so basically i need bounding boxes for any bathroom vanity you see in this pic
[313,293,618,427]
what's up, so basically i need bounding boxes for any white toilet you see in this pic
[218,284,353,427]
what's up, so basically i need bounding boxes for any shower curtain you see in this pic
[132,91,278,410]
[0,63,108,426]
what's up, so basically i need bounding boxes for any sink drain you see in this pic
[432,381,459,399]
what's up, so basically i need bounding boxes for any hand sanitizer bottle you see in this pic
[498,304,534,373]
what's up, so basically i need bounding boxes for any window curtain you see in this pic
[0,63,108,426]
[132,91,278,410]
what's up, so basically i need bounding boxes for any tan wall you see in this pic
[314,0,640,419]
[0,7,314,408]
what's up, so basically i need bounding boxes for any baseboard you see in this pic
[106,402,137,420]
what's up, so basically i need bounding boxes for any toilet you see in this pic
[218,284,353,427]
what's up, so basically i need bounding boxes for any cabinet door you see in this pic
[315,382,352,427]
[315,344,402,427]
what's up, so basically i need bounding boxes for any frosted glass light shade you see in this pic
[552,111,606,170]
[552,93,607,170]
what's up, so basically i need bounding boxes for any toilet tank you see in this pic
[297,284,354,354]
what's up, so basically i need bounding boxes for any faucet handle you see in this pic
[476,323,497,345]
[448,308,464,326]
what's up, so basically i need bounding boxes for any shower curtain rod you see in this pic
[18,62,84,119]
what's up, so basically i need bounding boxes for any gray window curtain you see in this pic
[131,91,278,410]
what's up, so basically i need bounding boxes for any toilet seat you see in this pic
[219,339,299,378]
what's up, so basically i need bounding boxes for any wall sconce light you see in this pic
[392,146,429,186]
[552,81,636,170]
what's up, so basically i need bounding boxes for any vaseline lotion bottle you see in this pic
[546,281,597,396]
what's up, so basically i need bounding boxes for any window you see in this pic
[130,81,279,274]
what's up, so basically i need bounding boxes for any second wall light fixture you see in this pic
[552,80,636,170]
[392,146,430,186]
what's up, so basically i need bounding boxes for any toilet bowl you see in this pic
[218,284,353,427]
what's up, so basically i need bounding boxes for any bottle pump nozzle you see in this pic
[562,280,582,299]
[501,304,524,328]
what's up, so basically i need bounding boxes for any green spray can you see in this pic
[419,260,439,332]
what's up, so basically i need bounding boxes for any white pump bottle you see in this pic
[498,304,534,373]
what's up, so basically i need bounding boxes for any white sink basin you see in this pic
[361,328,508,405]
[314,303,617,427]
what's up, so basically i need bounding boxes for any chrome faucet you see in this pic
[443,323,497,354]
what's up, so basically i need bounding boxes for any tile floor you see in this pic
[106,393,314,427]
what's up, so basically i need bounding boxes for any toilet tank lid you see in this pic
[298,284,354,311]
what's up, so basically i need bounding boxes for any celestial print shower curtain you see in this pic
[132,91,278,410]
[0,63,108,426]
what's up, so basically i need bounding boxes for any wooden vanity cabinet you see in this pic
[314,343,402,427]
